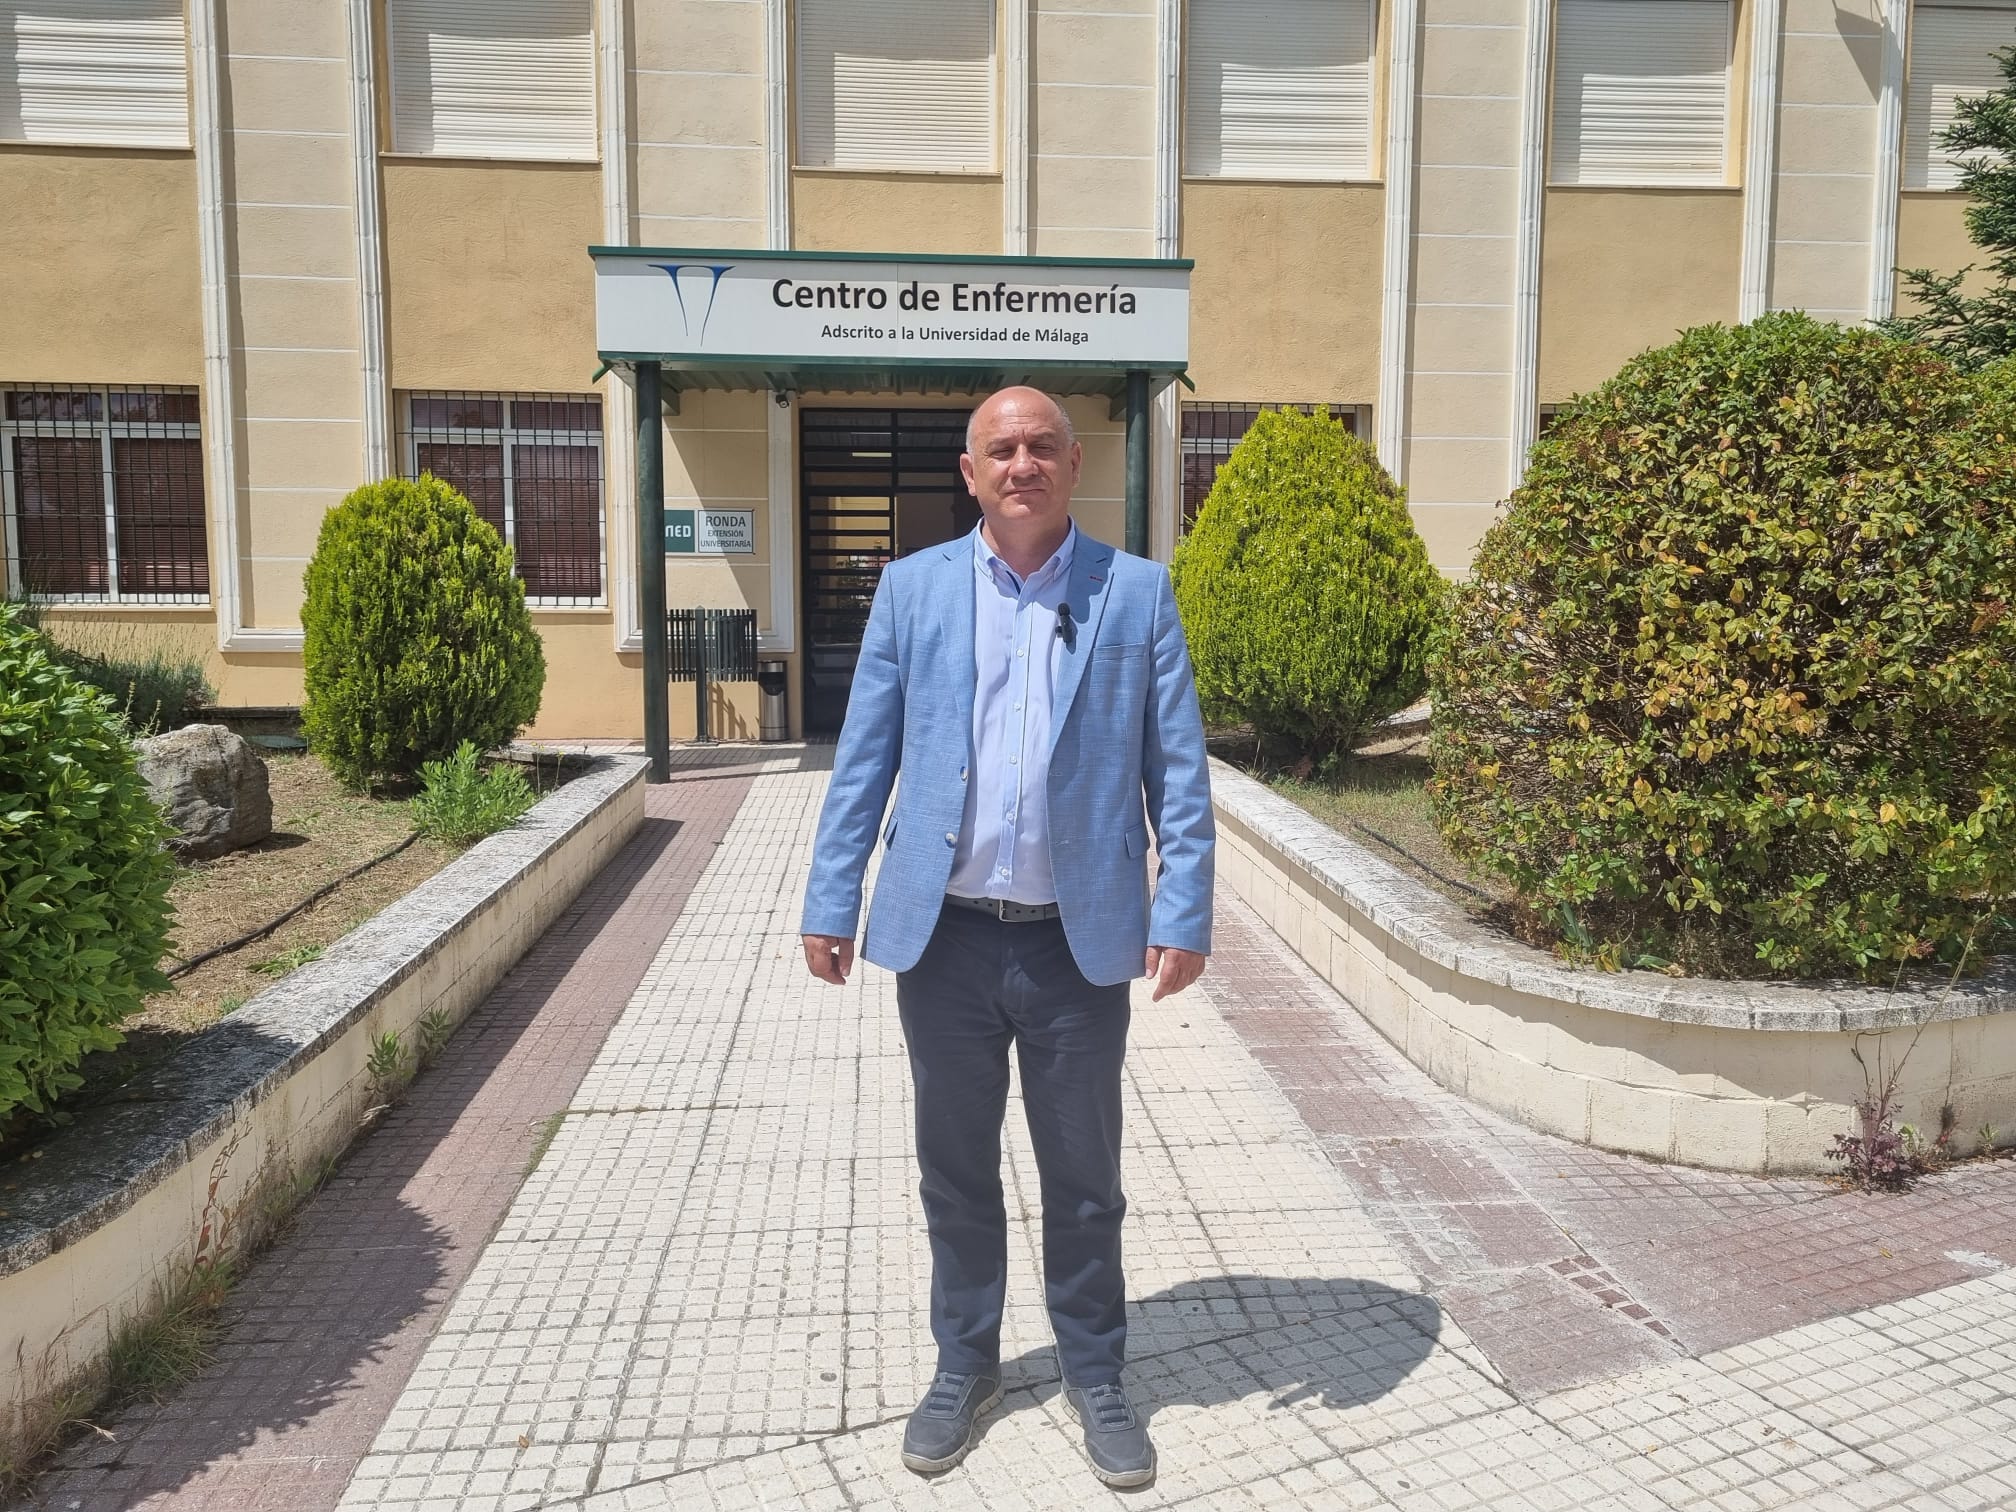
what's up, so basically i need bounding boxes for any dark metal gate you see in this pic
[799,408,977,733]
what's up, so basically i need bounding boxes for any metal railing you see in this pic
[668,607,758,742]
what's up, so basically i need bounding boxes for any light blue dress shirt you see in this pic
[947,522,1077,904]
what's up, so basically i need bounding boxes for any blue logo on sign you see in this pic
[651,263,734,345]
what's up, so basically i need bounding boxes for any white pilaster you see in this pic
[1377,0,1422,479]
[601,0,639,647]
[1004,0,1030,254]
[1508,0,1551,492]
[1739,0,1785,321]
[765,0,791,251]
[191,0,251,649]
[1868,0,1908,321]
[345,0,390,482]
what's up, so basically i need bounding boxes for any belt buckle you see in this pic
[992,897,1014,921]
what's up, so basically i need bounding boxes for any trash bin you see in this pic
[757,659,789,742]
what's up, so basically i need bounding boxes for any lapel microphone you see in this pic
[1055,601,1075,648]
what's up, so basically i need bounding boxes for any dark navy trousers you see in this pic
[895,902,1132,1386]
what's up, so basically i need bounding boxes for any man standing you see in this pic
[800,386,1214,1488]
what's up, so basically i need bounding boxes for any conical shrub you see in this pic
[302,475,545,789]
[1172,407,1441,762]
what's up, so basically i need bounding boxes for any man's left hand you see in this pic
[1143,946,1207,1001]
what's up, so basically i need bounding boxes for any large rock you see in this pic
[134,724,273,860]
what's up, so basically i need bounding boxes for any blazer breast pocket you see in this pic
[1092,639,1147,661]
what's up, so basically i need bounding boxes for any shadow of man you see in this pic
[981,1273,1441,1440]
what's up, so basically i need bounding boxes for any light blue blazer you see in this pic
[800,530,1215,987]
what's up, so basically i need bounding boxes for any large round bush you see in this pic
[0,603,176,1121]
[303,476,546,790]
[1173,407,1441,760]
[1429,313,2016,977]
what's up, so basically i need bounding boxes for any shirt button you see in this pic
[1008,755,1018,765]
[1017,648,1025,658]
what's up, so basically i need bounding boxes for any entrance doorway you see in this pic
[800,408,978,733]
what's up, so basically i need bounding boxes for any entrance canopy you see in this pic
[590,247,1192,400]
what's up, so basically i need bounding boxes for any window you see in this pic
[0,0,189,148]
[1185,0,1377,180]
[1,385,208,603]
[796,0,995,172]
[1550,0,1731,186]
[1905,1,2016,189]
[387,0,595,162]
[400,392,605,604]
[1181,402,1369,525]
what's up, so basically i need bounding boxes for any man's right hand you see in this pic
[802,934,855,985]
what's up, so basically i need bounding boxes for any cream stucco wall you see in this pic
[1894,192,1986,309]
[791,172,1005,254]
[0,150,201,384]
[1538,190,1744,401]
[382,161,603,393]
[1181,183,1384,405]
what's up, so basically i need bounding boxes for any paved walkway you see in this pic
[25,749,2016,1510]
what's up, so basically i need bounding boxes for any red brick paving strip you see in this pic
[20,765,757,1512]
[1206,888,2016,1398]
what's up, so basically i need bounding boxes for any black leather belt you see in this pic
[944,894,1062,923]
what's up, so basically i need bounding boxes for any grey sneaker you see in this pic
[900,1370,1003,1473]
[1062,1381,1155,1488]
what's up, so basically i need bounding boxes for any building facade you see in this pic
[0,0,2001,737]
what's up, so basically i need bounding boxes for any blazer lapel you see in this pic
[1047,537,1116,756]
[935,538,976,734]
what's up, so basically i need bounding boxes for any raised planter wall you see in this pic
[1211,759,2016,1175]
[0,757,647,1460]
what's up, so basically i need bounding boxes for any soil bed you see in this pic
[1,748,580,1158]
[1209,724,1517,919]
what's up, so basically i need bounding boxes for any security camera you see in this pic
[772,391,790,409]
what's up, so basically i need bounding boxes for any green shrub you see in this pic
[302,476,545,790]
[1172,407,1442,761]
[412,740,537,845]
[0,602,177,1121]
[1428,313,2016,977]
[2,594,212,734]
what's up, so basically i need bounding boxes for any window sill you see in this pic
[529,602,611,615]
[0,139,193,156]
[379,151,600,167]
[792,164,1002,181]
[24,599,213,614]
[1181,174,1383,188]
[1545,181,1740,193]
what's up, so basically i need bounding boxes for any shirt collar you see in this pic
[973,521,1077,591]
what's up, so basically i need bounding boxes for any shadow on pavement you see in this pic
[995,1274,1441,1422]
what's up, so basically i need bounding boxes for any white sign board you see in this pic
[666,507,756,555]
[594,250,1190,369]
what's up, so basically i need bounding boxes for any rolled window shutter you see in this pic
[1552,0,1730,186]
[1905,3,2016,190]
[389,0,595,162]
[797,0,995,172]
[1185,0,1376,180]
[0,0,188,148]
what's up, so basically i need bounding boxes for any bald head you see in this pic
[966,386,1075,456]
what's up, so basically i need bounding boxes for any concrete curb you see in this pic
[0,755,647,1453]
[1210,758,2016,1171]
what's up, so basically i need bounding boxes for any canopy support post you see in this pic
[637,360,670,782]
[1124,368,1150,557]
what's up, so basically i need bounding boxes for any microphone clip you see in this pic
[1054,601,1075,648]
